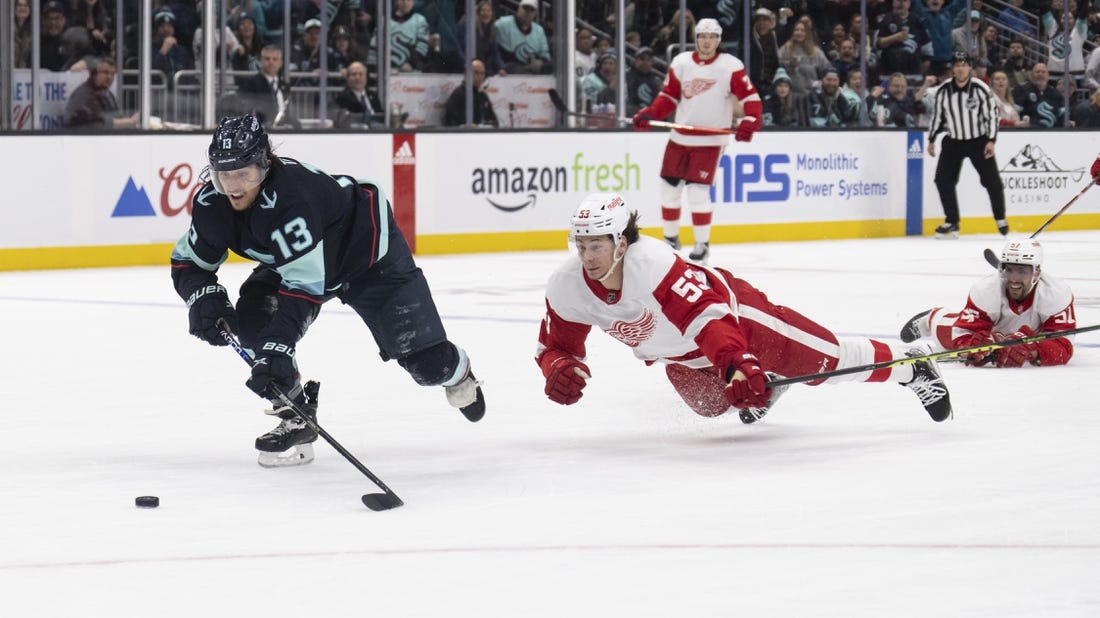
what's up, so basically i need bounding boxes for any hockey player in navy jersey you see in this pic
[536,193,954,424]
[631,18,763,264]
[171,115,485,467]
[899,239,1076,367]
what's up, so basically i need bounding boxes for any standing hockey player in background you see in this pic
[630,18,762,264]
[900,239,1075,367]
[536,193,954,424]
[171,115,485,467]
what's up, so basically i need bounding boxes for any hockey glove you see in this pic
[994,326,1039,368]
[1091,156,1100,184]
[186,284,238,346]
[247,341,300,400]
[632,111,652,130]
[952,332,996,366]
[734,118,757,143]
[723,352,771,409]
[541,352,591,405]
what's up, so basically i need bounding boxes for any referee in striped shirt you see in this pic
[927,51,1007,239]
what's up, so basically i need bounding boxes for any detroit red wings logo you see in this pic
[683,78,718,99]
[606,309,657,347]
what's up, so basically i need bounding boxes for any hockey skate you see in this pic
[445,369,486,422]
[256,380,320,468]
[934,222,959,239]
[664,236,682,250]
[688,242,710,264]
[996,220,1009,236]
[738,372,788,424]
[900,349,953,422]
[899,309,932,343]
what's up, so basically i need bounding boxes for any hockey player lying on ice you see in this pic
[535,192,954,423]
[900,239,1075,367]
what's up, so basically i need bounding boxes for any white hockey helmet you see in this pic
[696,18,723,38]
[1000,239,1043,270]
[570,193,633,246]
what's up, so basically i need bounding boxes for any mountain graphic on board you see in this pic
[111,177,156,217]
[1002,145,1085,182]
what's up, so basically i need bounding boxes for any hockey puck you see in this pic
[135,496,160,508]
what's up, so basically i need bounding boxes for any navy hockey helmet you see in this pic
[209,115,269,172]
[207,115,270,194]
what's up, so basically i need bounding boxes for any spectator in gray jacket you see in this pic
[64,57,140,129]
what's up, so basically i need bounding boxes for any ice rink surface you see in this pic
[3,231,1099,617]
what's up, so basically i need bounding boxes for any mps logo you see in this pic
[110,163,203,218]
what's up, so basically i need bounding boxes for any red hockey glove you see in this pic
[734,118,757,143]
[952,332,996,366]
[1090,155,1100,184]
[541,353,591,405]
[994,326,1039,368]
[723,352,771,409]
[632,110,652,130]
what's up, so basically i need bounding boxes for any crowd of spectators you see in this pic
[11,0,1100,129]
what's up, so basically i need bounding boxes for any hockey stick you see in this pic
[766,323,1100,388]
[546,88,740,134]
[546,88,628,125]
[982,174,1098,269]
[647,119,738,134]
[216,319,404,512]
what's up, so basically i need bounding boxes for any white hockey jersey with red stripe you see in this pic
[651,51,761,147]
[535,235,901,387]
[943,272,1076,364]
[537,235,748,371]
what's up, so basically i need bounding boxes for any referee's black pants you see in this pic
[933,137,1006,225]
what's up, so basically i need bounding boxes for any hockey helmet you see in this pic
[570,193,633,246]
[1000,239,1043,270]
[696,18,722,38]
[1000,238,1042,296]
[207,115,270,194]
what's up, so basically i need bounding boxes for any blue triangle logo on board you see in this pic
[111,177,155,217]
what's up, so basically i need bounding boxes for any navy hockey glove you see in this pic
[540,351,591,405]
[247,341,300,400]
[723,352,771,409]
[187,284,238,346]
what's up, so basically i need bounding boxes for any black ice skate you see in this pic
[899,309,932,343]
[688,242,710,264]
[664,236,682,250]
[934,222,959,239]
[738,372,788,424]
[900,349,953,422]
[256,380,320,468]
[445,369,485,422]
[996,220,1009,236]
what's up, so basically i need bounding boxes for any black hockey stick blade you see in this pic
[362,492,405,511]
[983,248,1001,269]
[547,88,569,113]
[982,174,1097,269]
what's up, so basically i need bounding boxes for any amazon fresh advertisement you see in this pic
[417,131,911,235]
